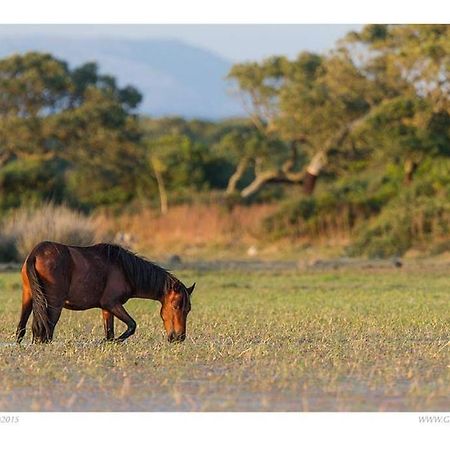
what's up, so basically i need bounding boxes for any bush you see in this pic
[0,234,19,262]
[262,176,393,241]
[348,159,450,258]
[0,203,100,262]
[349,191,450,258]
[0,157,68,210]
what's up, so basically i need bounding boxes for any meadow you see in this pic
[0,262,448,412]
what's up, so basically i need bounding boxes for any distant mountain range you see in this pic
[0,36,245,119]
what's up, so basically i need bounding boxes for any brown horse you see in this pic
[16,241,195,344]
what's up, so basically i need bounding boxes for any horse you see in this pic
[15,241,195,344]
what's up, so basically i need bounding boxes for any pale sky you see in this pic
[0,24,362,61]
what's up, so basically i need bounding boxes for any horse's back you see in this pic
[29,240,70,255]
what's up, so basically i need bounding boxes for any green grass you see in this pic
[0,265,448,411]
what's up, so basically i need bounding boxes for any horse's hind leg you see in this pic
[102,309,115,341]
[40,281,66,342]
[16,289,32,343]
[47,306,63,341]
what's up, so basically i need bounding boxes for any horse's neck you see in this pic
[133,286,161,301]
[132,270,174,301]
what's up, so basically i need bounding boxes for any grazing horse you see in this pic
[16,241,195,344]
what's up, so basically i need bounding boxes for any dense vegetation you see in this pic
[0,25,449,257]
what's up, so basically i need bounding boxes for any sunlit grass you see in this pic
[0,266,448,411]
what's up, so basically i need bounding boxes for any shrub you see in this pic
[0,157,68,210]
[348,159,450,258]
[261,176,392,242]
[0,234,19,262]
[0,203,100,262]
[349,191,450,258]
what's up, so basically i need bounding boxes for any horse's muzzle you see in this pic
[168,331,186,343]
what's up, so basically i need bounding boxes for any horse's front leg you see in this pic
[108,304,136,342]
[102,309,115,341]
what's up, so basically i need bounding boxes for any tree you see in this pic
[0,52,144,209]
[343,24,450,182]
[0,53,71,166]
[345,25,449,112]
[225,25,449,198]
[226,51,383,198]
[142,131,213,213]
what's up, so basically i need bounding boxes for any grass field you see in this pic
[0,263,449,411]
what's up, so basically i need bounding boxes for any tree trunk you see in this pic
[152,165,168,215]
[226,156,250,196]
[303,151,326,195]
[303,172,318,195]
[237,149,327,198]
[403,159,418,185]
[240,169,280,198]
[0,152,11,169]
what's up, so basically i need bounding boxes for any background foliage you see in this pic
[0,25,449,259]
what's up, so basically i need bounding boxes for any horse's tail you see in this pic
[27,256,51,343]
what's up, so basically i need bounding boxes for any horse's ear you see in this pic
[187,283,196,295]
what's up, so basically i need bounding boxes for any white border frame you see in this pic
[1,0,449,24]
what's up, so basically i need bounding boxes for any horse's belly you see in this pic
[65,283,104,309]
[64,301,93,311]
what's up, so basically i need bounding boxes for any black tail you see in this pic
[27,257,51,343]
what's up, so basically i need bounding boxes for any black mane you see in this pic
[97,243,179,299]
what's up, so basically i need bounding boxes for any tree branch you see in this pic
[241,169,281,198]
[226,155,251,195]
[0,151,11,168]
[239,140,308,198]
[234,110,374,199]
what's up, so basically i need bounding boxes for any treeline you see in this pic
[0,24,449,256]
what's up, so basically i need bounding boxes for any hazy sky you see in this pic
[0,24,362,61]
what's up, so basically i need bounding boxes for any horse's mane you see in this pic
[97,243,179,298]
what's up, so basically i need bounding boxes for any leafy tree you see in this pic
[342,24,450,182]
[142,133,214,212]
[345,25,449,111]
[226,51,383,197]
[225,24,449,198]
[0,52,144,209]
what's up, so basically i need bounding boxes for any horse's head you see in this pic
[160,282,195,343]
